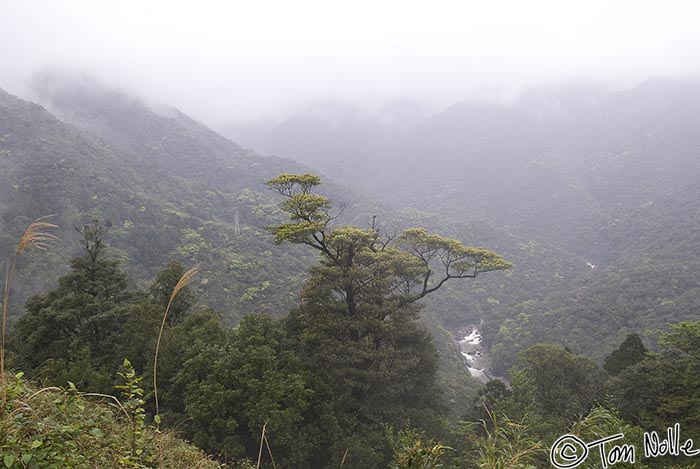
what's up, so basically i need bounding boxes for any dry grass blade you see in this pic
[257,423,267,469]
[170,266,199,301]
[255,422,277,469]
[81,392,132,425]
[26,386,63,401]
[2,215,58,418]
[263,431,277,469]
[15,214,59,255]
[153,266,199,420]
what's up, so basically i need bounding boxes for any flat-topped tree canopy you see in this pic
[398,227,512,302]
[266,173,511,306]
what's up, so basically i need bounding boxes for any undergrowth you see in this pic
[0,370,226,468]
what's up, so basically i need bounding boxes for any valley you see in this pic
[2,74,700,467]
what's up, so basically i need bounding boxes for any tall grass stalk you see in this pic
[257,423,266,469]
[256,423,276,469]
[153,265,198,421]
[1,215,57,417]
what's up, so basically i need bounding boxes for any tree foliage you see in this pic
[604,333,648,376]
[10,221,132,392]
[610,322,700,447]
[266,173,510,464]
[266,174,510,305]
[512,344,607,422]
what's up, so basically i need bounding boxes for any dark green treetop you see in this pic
[604,333,648,376]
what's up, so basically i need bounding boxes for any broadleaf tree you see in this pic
[266,173,511,464]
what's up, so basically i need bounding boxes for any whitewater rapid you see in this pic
[458,327,490,383]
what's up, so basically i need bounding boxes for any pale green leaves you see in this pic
[266,173,322,197]
[399,228,511,276]
[269,221,327,244]
[265,174,331,247]
[452,248,513,273]
[279,194,331,222]
[325,226,379,258]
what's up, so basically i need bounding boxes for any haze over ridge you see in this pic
[2,0,700,127]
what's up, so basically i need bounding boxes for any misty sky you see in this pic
[2,0,700,124]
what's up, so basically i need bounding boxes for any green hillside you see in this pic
[7,73,700,392]
[1,82,315,324]
[228,78,700,373]
[13,76,577,356]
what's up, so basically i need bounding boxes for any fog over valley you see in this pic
[3,0,700,123]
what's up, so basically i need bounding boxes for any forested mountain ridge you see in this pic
[1,78,518,426]
[0,81,317,323]
[234,78,700,258]
[227,77,700,372]
[8,76,584,348]
[5,73,700,380]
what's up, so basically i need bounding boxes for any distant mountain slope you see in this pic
[23,76,589,331]
[490,179,700,372]
[0,82,316,324]
[232,79,700,255]
[1,77,595,399]
[10,73,698,379]
[225,78,700,371]
[221,99,434,187]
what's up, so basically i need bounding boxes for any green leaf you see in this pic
[3,454,16,468]
[88,427,104,438]
[30,440,42,449]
